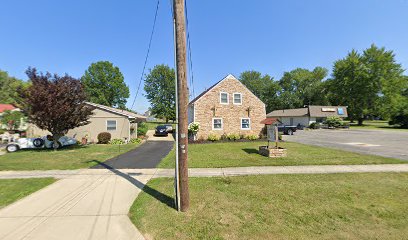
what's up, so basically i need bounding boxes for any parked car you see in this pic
[277,125,297,135]
[154,125,169,137]
[6,135,77,153]
[164,124,173,133]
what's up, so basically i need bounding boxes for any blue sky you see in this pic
[1,0,407,113]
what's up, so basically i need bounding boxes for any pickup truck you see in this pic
[277,125,297,135]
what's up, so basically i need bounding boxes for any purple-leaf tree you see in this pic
[23,68,94,149]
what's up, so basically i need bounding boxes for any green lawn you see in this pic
[0,178,56,208]
[347,120,408,131]
[130,173,408,240]
[158,141,404,168]
[0,143,140,171]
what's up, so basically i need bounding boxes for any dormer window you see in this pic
[220,92,229,104]
[233,93,242,105]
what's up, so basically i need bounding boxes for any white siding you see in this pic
[279,117,310,126]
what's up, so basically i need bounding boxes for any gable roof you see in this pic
[189,74,264,105]
[308,105,348,118]
[85,102,147,120]
[0,104,17,113]
[260,118,282,125]
[267,108,309,117]
[267,106,348,118]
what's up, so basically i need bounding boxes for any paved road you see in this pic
[284,129,408,160]
[92,130,174,169]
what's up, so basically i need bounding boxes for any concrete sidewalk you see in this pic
[1,164,408,180]
[0,168,156,240]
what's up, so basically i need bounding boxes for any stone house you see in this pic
[267,105,348,127]
[27,102,146,142]
[188,74,266,140]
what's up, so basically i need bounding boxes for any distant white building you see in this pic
[267,105,348,127]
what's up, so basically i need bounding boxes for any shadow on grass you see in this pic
[89,160,176,210]
[242,148,259,154]
[16,144,88,153]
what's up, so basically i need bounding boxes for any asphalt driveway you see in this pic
[284,129,408,160]
[92,130,174,169]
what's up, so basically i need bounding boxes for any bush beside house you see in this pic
[97,132,111,144]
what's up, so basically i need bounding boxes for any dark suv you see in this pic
[155,125,169,136]
[277,125,297,135]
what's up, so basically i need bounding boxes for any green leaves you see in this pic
[0,70,29,106]
[81,61,129,109]
[144,65,176,122]
[239,67,328,112]
[0,110,24,130]
[329,44,406,124]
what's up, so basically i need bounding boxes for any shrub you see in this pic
[0,129,6,134]
[324,116,343,128]
[110,139,125,145]
[278,133,283,141]
[389,109,408,128]
[137,122,148,136]
[188,122,200,135]
[309,122,320,129]
[227,133,240,141]
[97,132,111,144]
[246,135,258,141]
[129,138,142,144]
[207,134,220,142]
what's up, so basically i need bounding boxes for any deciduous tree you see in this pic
[329,45,406,125]
[144,65,176,123]
[0,70,29,105]
[23,68,94,149]
[239,71,281,113]
[81,61,129,109]
[0,110,24,130]
[278,67,328,109]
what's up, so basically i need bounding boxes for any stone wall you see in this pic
[191,75,266,140]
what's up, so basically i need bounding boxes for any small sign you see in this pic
[322,108,336,112]
[267,125,277,142]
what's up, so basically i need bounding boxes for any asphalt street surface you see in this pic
[284,129,408,160]
[92,133,174,169]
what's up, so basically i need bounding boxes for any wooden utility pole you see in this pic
[173,0,189,212]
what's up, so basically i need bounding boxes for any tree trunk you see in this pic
[357,118,364,126]
[52,133,62,151]
[165,117,169,123]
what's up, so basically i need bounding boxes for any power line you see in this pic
[184,0,195,99]
[117,0,160,152]
[129,0,160,111]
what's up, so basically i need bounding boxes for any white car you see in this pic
[6,135,77,153]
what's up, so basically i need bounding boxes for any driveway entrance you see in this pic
[92,130,174,169]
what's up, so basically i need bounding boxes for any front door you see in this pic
[290,118,294,125]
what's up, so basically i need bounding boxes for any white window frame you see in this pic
[106,120,117,131]
[212,118,223,130]
[240,118,251,130]
[219,92,229,105]
[233,92,242,105]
